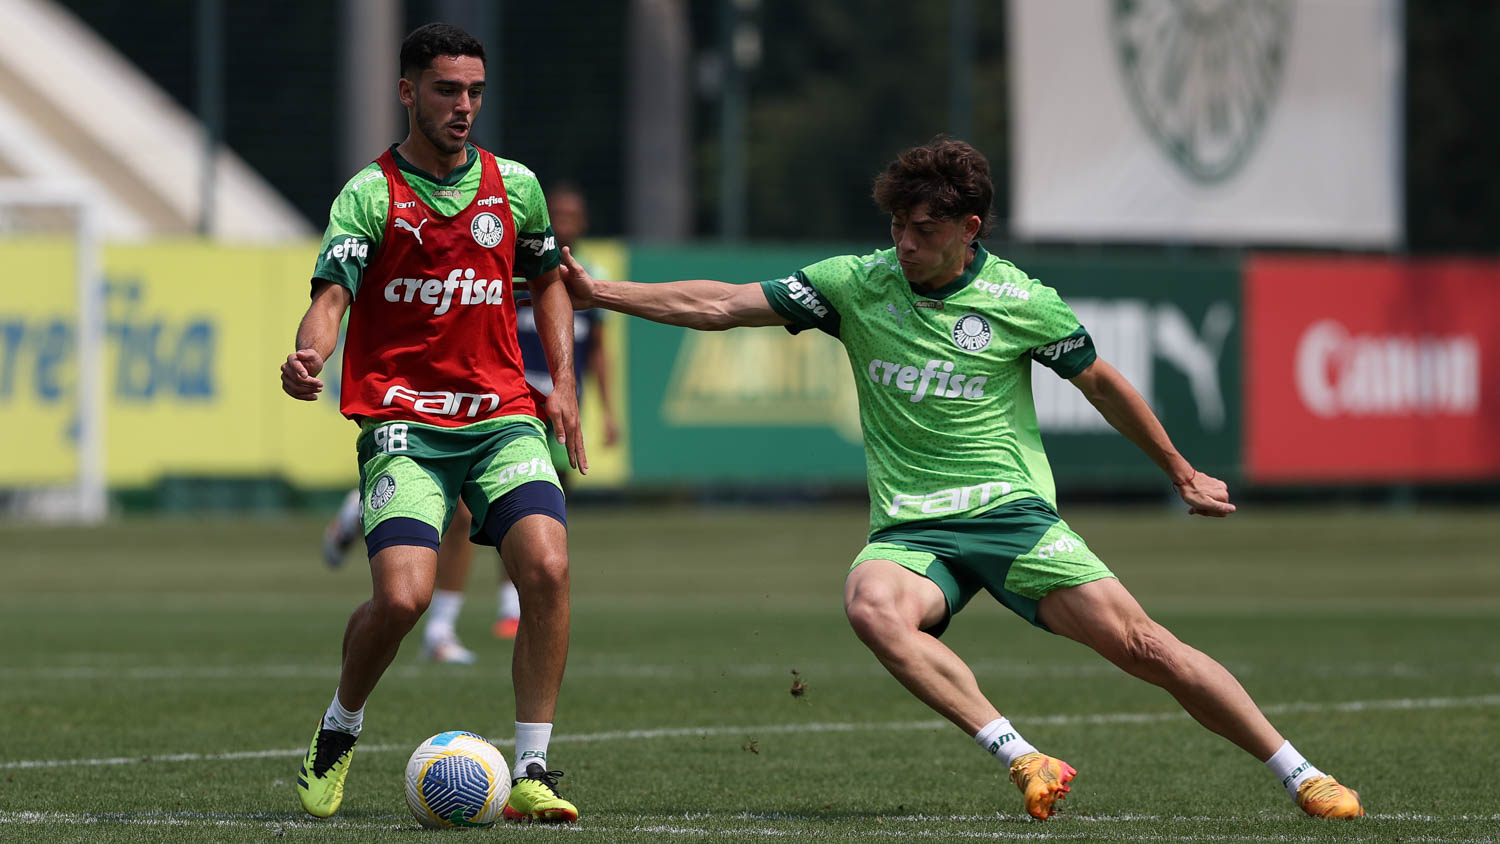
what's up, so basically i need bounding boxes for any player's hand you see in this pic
[1175,470,1235,517]
[281,348,326,401]
[544,386,588,475]
[558,246,596,309]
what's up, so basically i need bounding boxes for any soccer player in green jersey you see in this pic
[281,23,579,823]
[557,138,1364,820]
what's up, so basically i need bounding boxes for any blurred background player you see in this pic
[502,182,619,635]
[321,182,618,651]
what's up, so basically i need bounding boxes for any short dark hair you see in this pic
[400,23,486,79]
[872,137,996,238]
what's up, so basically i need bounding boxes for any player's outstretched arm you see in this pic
[281,280,351,401]
[1069,357,1235,517]
[559,246,789,331]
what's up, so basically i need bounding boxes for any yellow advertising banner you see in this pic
[1,238,628,490]
[0,238,79,483]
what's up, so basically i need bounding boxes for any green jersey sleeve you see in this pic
[1012,283,1097,378]
[759,253,865,337]
[310,164,388,298]
[497,160,561,279]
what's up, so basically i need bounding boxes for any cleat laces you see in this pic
[311,729,357,777]
[515,762,566,792]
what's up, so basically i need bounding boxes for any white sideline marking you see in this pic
[2,693,1498,772]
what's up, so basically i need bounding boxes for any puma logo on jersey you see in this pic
[383,268,507,315]
[394,217,427,245]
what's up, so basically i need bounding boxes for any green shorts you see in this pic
[851,497,1114,635]
[356,415,563,545]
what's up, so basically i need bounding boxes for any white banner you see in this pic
[1009,0,1402,246]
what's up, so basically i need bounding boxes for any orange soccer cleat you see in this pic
[1296,775,1365,819]
[1008,752,1076,819]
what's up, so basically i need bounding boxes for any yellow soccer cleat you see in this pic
[1008,752,1076,819]
[1296,775,1365,819]
[296,725,358,818]
[502,763,579,823]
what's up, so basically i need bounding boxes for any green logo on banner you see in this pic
[1113,0,1292,183]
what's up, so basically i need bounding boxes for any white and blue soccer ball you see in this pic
[403,731,511,829]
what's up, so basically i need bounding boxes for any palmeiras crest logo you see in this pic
[1113,0,1292,184]
[369,473,397,511]
[952,313,992,352]
[471,212,504,248]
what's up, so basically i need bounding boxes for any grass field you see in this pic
[3,503,1498,843]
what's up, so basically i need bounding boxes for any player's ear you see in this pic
[397,76,416,108]
[963,213,982,242]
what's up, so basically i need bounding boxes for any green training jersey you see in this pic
[760,244,1097,536]
[310,143,560,297]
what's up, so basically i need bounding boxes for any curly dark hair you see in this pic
[400,23,486,79]
[872,137,996,238]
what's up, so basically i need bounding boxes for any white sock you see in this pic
[321,690,364,736]
[425,589,464,644]
[513,721,553,778]
[1265,741,1324,797]
[975,717,1037,767]
[498,581,520,620]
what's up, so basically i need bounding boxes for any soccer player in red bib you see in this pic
[280,23,581,823]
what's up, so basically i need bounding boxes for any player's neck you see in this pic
[913,243,978,292]
[395,135,468,181]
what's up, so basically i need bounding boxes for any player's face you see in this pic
[548,192,588,247]
[406,55,486,156]
[890,204,980,288]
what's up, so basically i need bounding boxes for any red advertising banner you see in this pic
[1246,255,1500,482]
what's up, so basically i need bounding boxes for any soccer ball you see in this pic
[403,731,512,829]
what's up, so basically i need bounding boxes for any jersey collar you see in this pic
[910,242,988,300]
[389,143,478,187]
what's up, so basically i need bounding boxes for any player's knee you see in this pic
[373,591,429,631]
[510,547,570,597]
[844,586,906,646]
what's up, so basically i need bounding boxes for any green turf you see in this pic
[2,504,1498,843]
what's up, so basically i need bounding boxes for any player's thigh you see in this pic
[848,540,971,635]
[498,512,570,588]
[1036,576,1159,656]
[844,559,950,631]
[463,432,566,548]
[368,543,440,616]
[972,501,1116,629]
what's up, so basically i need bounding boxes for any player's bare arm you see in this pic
[282,280,352,401]
[530,266,588,474]
[1069,357,1235,517]
[559,246,789,330]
